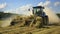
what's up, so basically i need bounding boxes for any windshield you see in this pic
[33,8,40,14]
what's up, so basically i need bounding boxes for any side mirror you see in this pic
[42,7,44,9]
[28,9,30,11]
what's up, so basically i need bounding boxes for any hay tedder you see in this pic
[11,6,49,28]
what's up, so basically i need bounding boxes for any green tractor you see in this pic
[29,6,49,28]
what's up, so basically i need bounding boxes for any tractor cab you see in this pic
[33,6,45,16]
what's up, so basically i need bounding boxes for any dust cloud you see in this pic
[0,15,16,27]
[44,7,60,24]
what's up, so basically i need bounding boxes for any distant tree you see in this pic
[56,13,60,18]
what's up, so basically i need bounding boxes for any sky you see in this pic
[0,0,60,14]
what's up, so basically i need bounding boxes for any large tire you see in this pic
[45,16,49,25]
[44,16,49,25]
[42,15,49,25]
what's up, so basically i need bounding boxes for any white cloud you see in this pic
[54,2,60,6]
[38,2,44,6]
[44,1,50,6]
[4,1,51,15]
[15,4,33,16]
[16,4,32,11]
[0,3,7,9]
[4,4,33,16]
[38,1,51,7]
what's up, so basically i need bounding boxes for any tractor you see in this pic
[11,6,49,28]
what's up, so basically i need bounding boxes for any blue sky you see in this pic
[0,0,60,13]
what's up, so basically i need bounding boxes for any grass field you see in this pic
[0,24,60,34]
[0,12,60,34]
